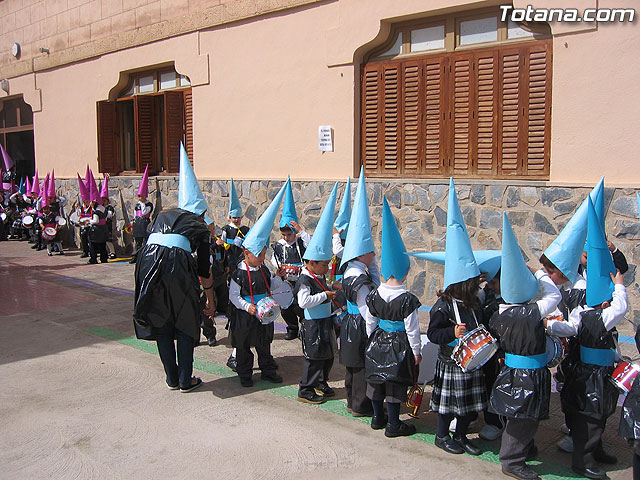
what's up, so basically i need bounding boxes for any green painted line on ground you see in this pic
[85,326,582,480]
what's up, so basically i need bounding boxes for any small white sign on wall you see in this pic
[318,126,333,152]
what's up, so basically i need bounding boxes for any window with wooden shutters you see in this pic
[97,66,193,175]
[360,8,551,179]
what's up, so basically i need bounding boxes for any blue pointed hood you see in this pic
[381,196,410,281]
[340,167,375,267]
[229,179,243,217]
[500,212,539,304]
[444,177,480,289]
[408,250,501,281]
[303,183,338,261]
[333,177,352,239]
[243,181,287,257]
[279,177,298,228]
[178,142,208,216]
[543,178,603,283]
[586,197,616,307]
[17,177,25,194]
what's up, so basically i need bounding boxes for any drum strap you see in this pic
[308,270,343,312]
[245,262,272,304]
[504,353,547,369]
[580,346,615,367]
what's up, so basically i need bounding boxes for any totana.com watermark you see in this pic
[500,5,635,22]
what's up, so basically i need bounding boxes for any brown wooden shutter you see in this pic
[451,54,472,175]
[183,89,194,164]
[97,101,120,175]
[423,56,448,173]
[401,61,421,174]
[164,91,184,173]
[524,41,551,176]
[362,64,381,174]
[134,95,157,174]
[498,47,522,175]
[382,65,400,173]
[474,51,498,176]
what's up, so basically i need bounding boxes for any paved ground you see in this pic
[0,239,636,480]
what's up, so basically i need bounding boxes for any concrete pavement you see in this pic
[0,239,635,479]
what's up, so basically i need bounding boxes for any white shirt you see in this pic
[269,230,311,270]
[296,268,329,309]
[136,200,152,216]
[365,283,422,356]
[498,270,562,318]
[229,262,284,314]
[332,233,344,257]
[566,284,629,335]
[89,204,106,225]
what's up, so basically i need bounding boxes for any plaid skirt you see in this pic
[430,358,487,416]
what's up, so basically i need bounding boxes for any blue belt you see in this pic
[580,346,615,367]
[448,339,459,347]
[378,319,405,333]
[147,233,191,252]
[346,301,360,315]
[505,353,547,369]
[304,303,332,320]
[242,293,268,304]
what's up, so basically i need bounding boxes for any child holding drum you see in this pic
[228,182,287,388]
[488,213,561,480]
[294,184,339,404]
[38,196,64,256]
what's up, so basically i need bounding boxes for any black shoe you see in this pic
[571,466,609,480]
[435,435,465,454]
[207,337,217,347]
[109,253,116,259]
[47,252,53,256]
[593,450,617,465]
[453,434,482,456]
[180,377,203,393]
[80,253,89,258]
[31,244,38,249]
[284,330,298,340]
[128,258,136,264]
[261,371,283,383]
[385,421,416,438]
[240,376,254,387]
[226,356,237,372]
[501,467,541,480]
[371,415,388,430]
[87,260,98,264]
[314,384,335,397]
[297,392,325,404]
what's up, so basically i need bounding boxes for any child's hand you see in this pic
[414,354,422,365]
[289,221,302,233]
[611,271,624,285]
[331,280,343,291]
[454,324,467,338]
[276,267,286,278]
[325,291,337,301]
[248,304,257,315]
[333,226,340,235]
[216,238,224,246]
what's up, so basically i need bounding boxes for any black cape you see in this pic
[133,208,210,341]
[88,207,108,243]
[294,274,337,361]
[222,224,249,273]
[364,290,420,386]
[132,201,153,237]
[339,272,374,368]
[561,309,619,420]
[489,303,551,421]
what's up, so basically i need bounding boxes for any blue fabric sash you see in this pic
[448,339,459,347]
[147,233,190,252]
[505,353,547,369]
[378,319,405,333]
[304,303,332,320]
[580,346,615,367]
[242,293,267,304]
[346,301,360,315]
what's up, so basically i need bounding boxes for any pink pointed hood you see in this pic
[31,170,40,196]
[48,169,56,198]
[77,174,89,202]
[26,177,32,196]
[88,169,99,202]
[100,175,109,199]
[137,165,149,197]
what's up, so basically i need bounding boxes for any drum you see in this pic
[282,264,302,279]
[610,360,640,393]
[451,326,499,373]
[79,216,92,227]
[233,236,244,247]
[57,217,67,227]
[69,211,80,225]
[42,225,58,241]
[255,296,280,325]
[545,335,567,368]
[22,215,34,227]
[0,212,6,222]
[271,281,294,308]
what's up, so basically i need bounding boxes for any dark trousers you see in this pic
[236,341,278,379]
[80,228,90,254]
[155,326,195,389]
[90,241,108,263]
[214,281,229,315]
[281,301,303,334]
[299,357,333,396]
[500,418,539,471]
[201,315,216,341]
[345,366,372,414]
[568,412,607,469]
[0,220,6,240]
